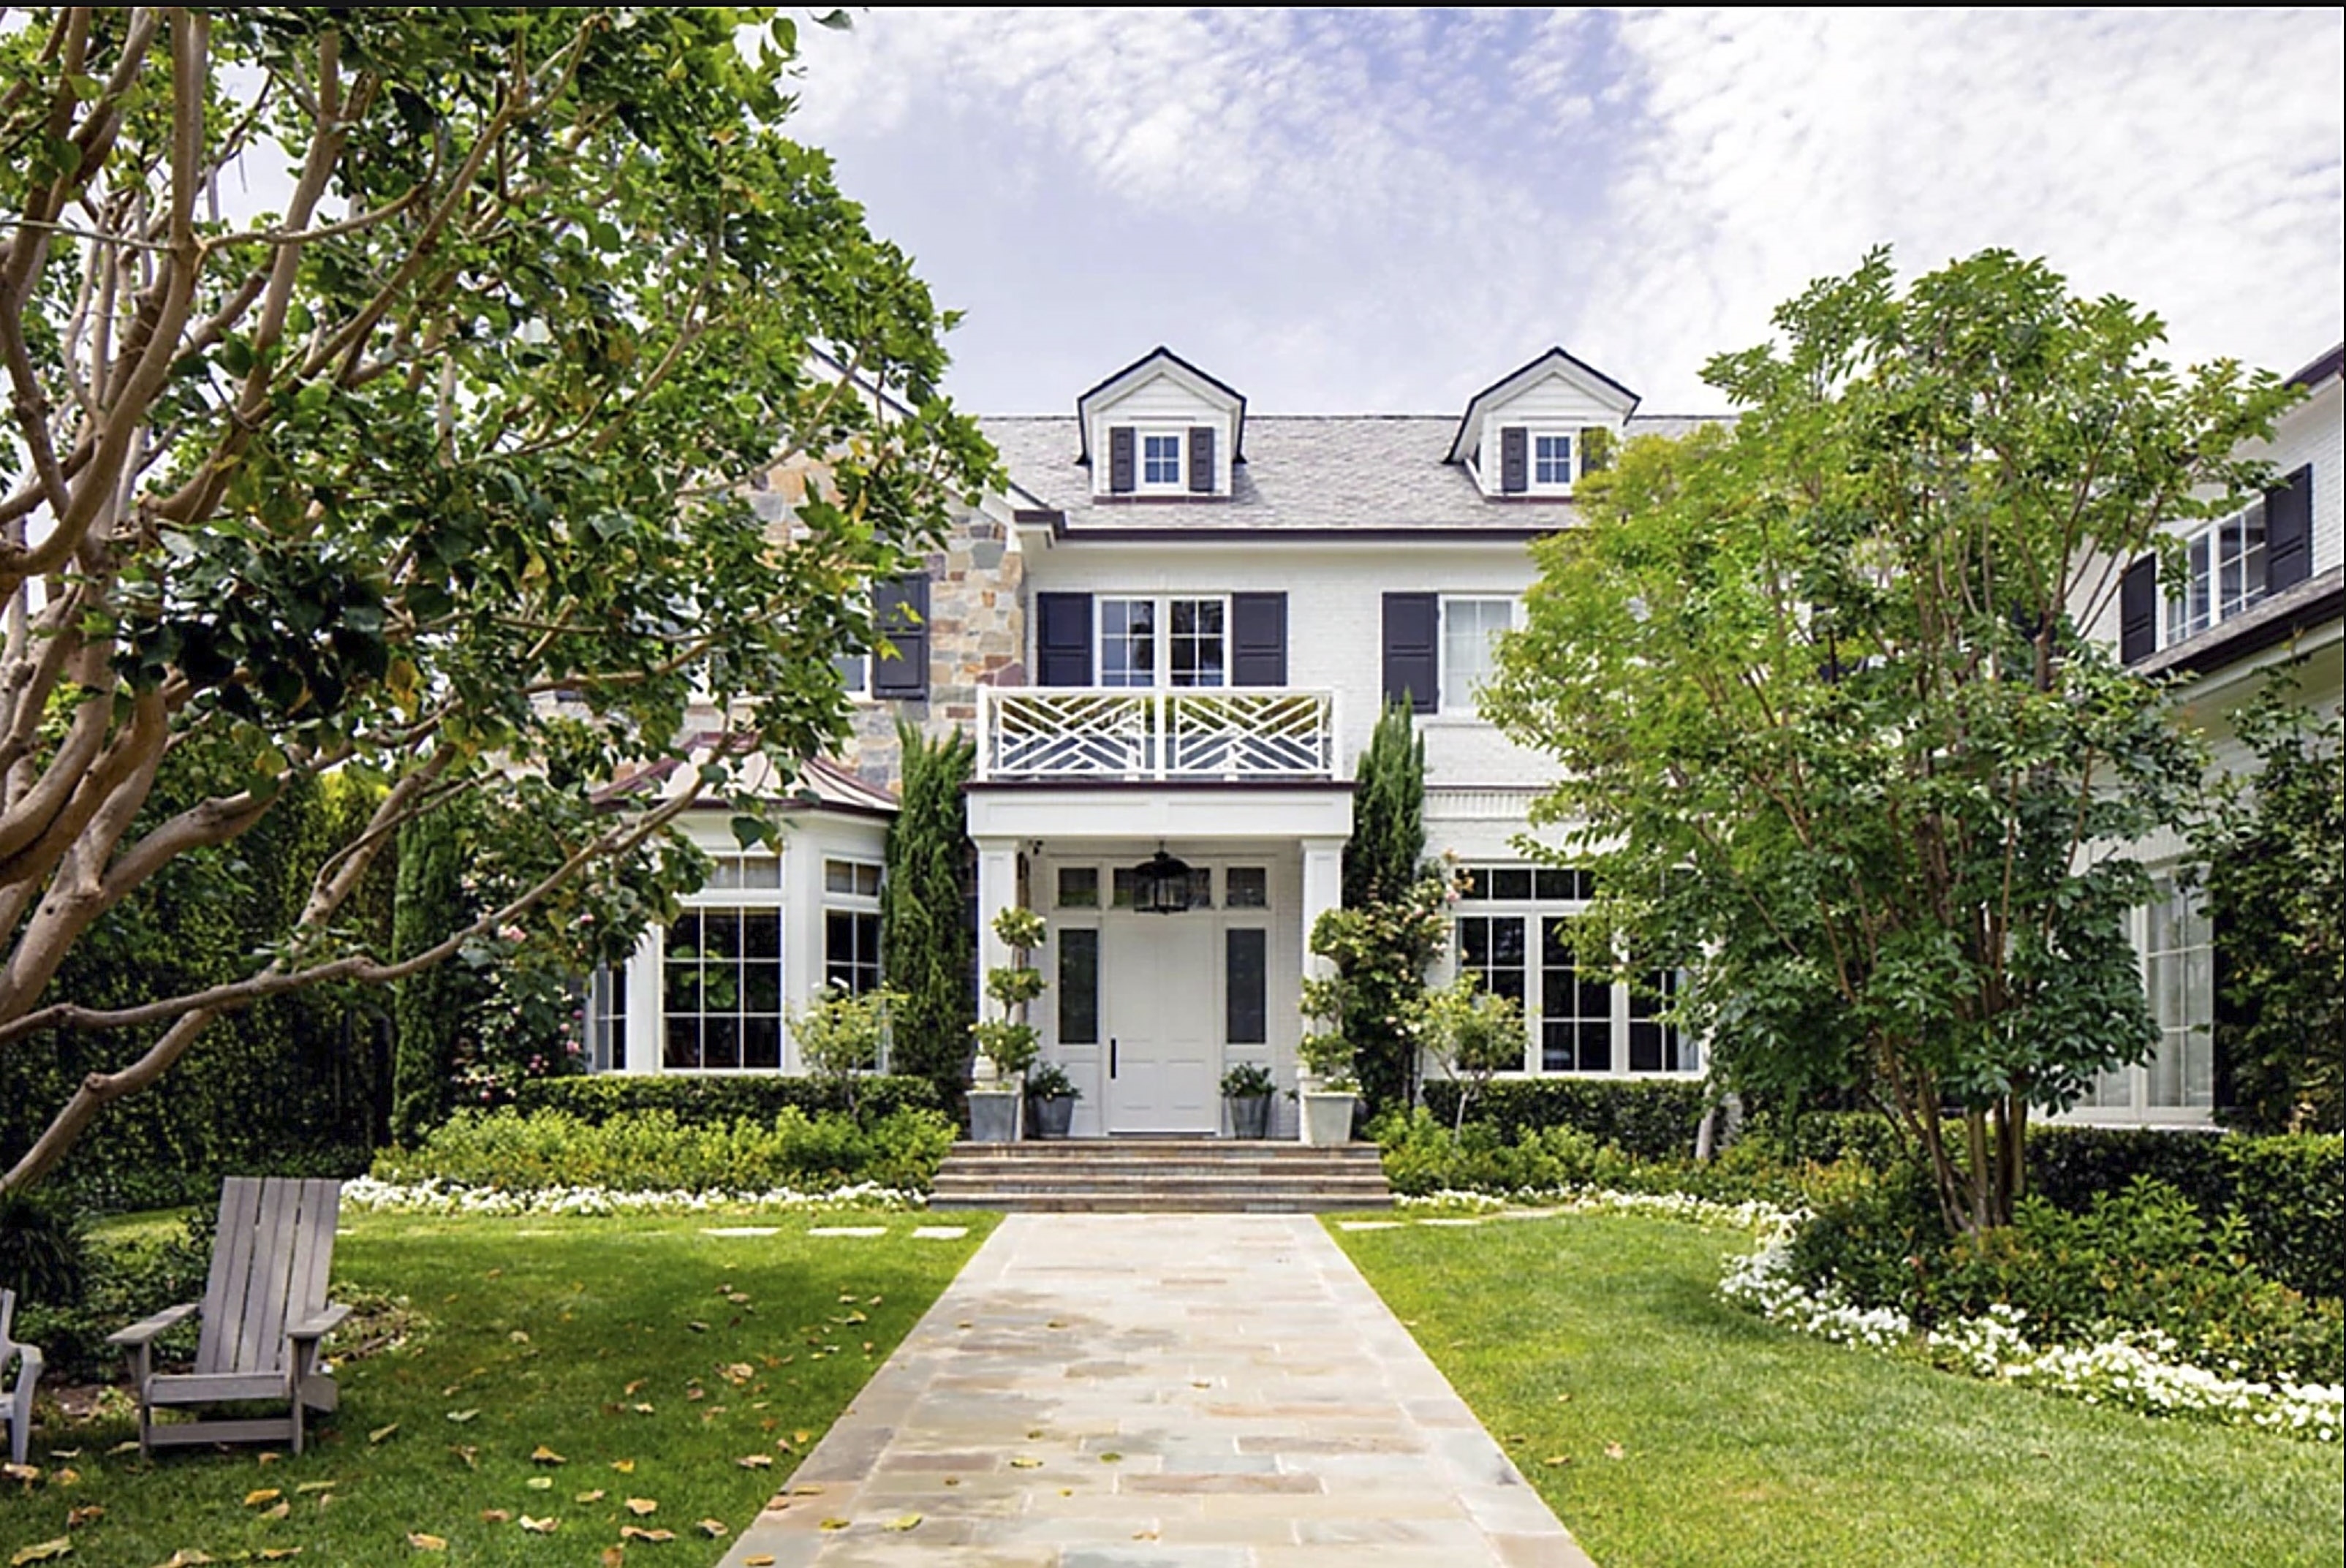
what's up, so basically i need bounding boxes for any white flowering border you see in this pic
[343,1174,928,1216]
[1398,1185,1797,1232]
[1720,1212,2343,1443]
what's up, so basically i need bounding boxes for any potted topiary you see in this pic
[1293,1028,1360,1147]
[968,906,1047,1142]
[1219,1061,1276,1139]
[1025,1061,1081,1139]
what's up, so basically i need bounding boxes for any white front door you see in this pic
[1103,917,1219,1133]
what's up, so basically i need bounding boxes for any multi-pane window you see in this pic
[1534,433,1574,486]
[1225,866,1269,909]
[586,963,628,1073]
[822,858,883,996]
[663,909,784,1071]
[1168,598,1227,686]
[1442,597,1513,713]
[1100,597,1157,687]
[1453,866,1696,1078]
[2167,501,2268,645]
[2144,882,2214,1109]
[1057,866,1100,909]
[1142,433,1184,486]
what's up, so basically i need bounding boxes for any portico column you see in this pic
[1299,835,1346,991]
[973,836,1020,1083]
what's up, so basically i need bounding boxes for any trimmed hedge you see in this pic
[509,1074,939,1128]
[1420,1078,1707,1162]
[2026,1124,2236,1216]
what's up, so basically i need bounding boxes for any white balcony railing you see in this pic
[977,686,1339,782]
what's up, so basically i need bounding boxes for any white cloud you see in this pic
[784,8,2343,415]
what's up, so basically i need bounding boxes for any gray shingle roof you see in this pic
[982,413,1726,534]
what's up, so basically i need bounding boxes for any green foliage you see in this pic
[1419,1077,1709,1162]
[374,1105,957,1195]
[390,808,474,1143]
[882,724,977,1108]
[1421,974,1529,1132]
[1376,1107,1632,1197]
[511,1072,938,1125]
[1026,1062,1079,1102]
[1219,1062,1276,1099]
[790,985,904,1080]
[1792,1171,2342,1385]
[972,905,1045,1083]
[969,1019,1040,1080]
[2194,666,2345,1133]
[1484,247,2298,1235]
[12,1209,216,1384]
[992,906,1048,952]
[0,5,994,1192]
[0,1190,90,1308]
[1344,702,1426,909]
[1306,879,1449,1112]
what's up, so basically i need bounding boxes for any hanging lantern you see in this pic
[1129,847,1194,914]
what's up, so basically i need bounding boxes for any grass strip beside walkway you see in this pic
[2,1210,994,1568]
[1332,1211,2339,1568]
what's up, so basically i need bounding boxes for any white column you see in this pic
[973,836,1021,1082]
[1299,836,1345,988]
[622,928,661,1076]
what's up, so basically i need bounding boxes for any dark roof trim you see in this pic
[2138,567,2344,681]
[2285,343,2344,391]
[1073,346,1249,466]
[1446,347,1643,464]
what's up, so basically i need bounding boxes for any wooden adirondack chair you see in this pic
[108,1177,349,1456]
[2,1287,42,1466]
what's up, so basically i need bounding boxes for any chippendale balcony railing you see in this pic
[977,686,1339,782]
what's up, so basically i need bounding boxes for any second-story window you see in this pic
[2166,499,2266,646]
[1142,433,1184,487]
[1441,596,1514,713]
[1098,596,1227,686]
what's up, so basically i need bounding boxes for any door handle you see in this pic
[1110,1038,1119,1078]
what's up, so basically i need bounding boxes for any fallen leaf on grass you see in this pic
[1542,1455,1571,1469]
[686,1320,709,1333]
[243,1490,283,1507]
[624,1497,659,1516]
[884,1514,922,1533]
[368,1424,400,1444]
[107,1442,141,1455]
[1605,1443,1626,1461]
[573,1488,607,1504]
[629,1403,656,1415]
[8,1541,71,1565]
[257,1551,303,1561]
[600,1551,625,1568]
[150,1553,215,1568]
[530,1444,565,1466]
[480,1510,511,1525]
[526,1477,554,1491]
[610,1459,636,1474]
[736,1454,773,1469]
[257,1453,281,1466]
[66,1507,104,1529]
[618,1526,676,1543]
[294,1480,338,1494]
[47,1451,80,1461]
[404,1534,447,1553]
[262,1501,291,1520]
[791,1430,811,1447]
[444,1409,479,1425]
[4,1463,42,1485]
[451,1446,479,1470]
[518,1516,558,1534]
[696,1519,728,1538]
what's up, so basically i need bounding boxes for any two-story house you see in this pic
[584,346,1716,1135]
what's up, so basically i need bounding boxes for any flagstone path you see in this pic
[721,1212,1594,1567]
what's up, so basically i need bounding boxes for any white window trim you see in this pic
[1094,593,1232,689]
[821,856,885,999]
[657,902,788,1075]
[1135,426,1192,493]
[1450,868,1702,1081]
[2060,874,2218,1126]
[2160,499,2269,651]
[1529,429,1578,493]
[1437,594,1517,719]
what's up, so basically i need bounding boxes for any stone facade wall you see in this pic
[834,505,1026,791]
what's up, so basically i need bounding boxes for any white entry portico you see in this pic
[966,783,1353,1138]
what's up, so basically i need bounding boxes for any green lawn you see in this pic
[3,1209,994,1567]
[1333,1211,2342,1568]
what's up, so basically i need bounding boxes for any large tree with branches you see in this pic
[1483,249,2296,1235]
[0,7,991,1192]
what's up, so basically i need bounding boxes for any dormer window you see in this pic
[1533,433,1575,488]
[1141,432,1185,488]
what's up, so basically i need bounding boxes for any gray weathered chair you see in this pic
[2,1286,42,1466]
[108,1177,349,1456]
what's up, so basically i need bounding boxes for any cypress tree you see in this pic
[883,723,977,1110]
[1344,700,1426,909]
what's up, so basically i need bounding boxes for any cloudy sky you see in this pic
[786,7,2344,417]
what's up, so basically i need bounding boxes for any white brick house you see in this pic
[590,341,2343,1135]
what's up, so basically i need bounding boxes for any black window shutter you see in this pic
[1036,592,1094,686]
[1499,426,1529,494]
[1231,592,1287,686]
[1188,425,1216,494]
[1108,427,1135,494]
[2265,463,2314,591]
[871,574,929,699]
[1382,593,1439,713]
[2119,555,2157,664]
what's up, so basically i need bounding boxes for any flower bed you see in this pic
[342,1174,926,1216]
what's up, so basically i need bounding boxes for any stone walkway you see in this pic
[721,1213,1594,1567]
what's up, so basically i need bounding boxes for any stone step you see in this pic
[937,1155,1377,1175]
[931,1175,1391,1195]
[926,1191,1392,1213]
[945,1141,1382,1160]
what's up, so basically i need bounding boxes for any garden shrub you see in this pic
[1737,1108,1906,1171]
[511,1073,939,1128]
[1420,1077,1706,1160]
[2227,1135,2345,1303]
[12,1209,216,1384]
[2026,1124,2236,1215]
[0,1190,91,1308]
[374,1105,956,1194]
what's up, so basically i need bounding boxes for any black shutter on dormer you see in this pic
[2266,464,2314,591]
[1382,593,1439,713]
[1500,426,1529,494]
[1188,425,1215,494]
[2119,555,2157,664]
[872,573,929,699]
[1231,593,1286,686]
[1037,592,1093,686]
[1108,427,1135,494]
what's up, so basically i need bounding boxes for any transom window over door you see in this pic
[1097,596,1228,686]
